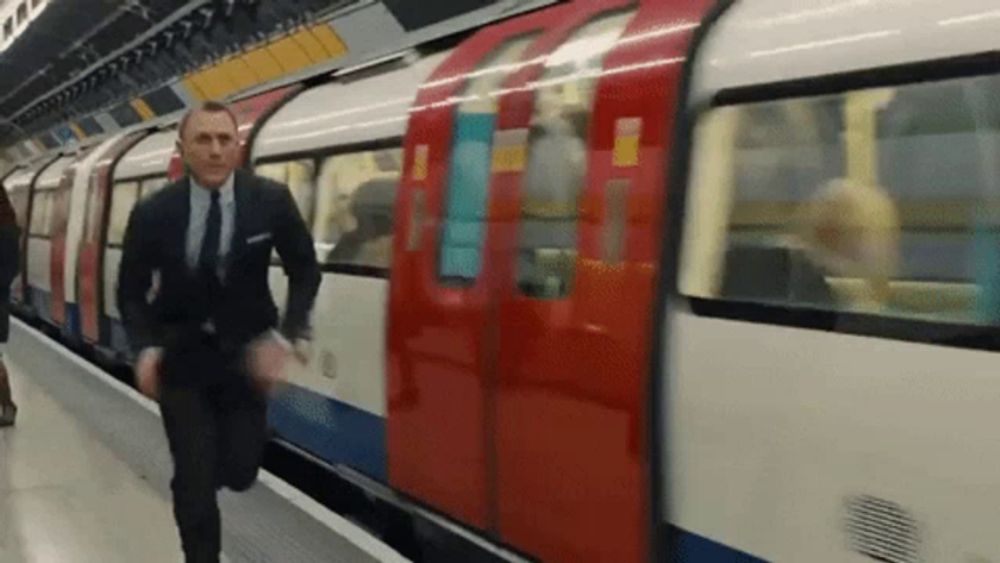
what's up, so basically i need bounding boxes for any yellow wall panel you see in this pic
[190,71,218,100]
[267,35,313,74]
[310,24,348,59]
[241,47,284,83]
[182,75,207,101]
[197,65,238,101]
[216,56,259,93]
[130,99,156,121]
[291,29,328,64]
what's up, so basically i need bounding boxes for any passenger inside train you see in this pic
[312,148,402,268]
[517,12,633,299]
[722,177,901,312]
[683,73,1000,325]
[326,177,396,268]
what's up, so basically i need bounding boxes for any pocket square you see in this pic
[247,232,273,245]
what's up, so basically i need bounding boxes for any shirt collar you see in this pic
[190,173,235,206]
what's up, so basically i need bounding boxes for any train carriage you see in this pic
[663,0,1000,559]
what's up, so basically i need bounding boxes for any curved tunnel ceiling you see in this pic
[0,0,558,150]
[0,0,353,145]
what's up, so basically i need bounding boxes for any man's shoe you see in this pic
[0,403,16,427]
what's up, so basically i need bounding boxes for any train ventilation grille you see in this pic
[845,495,920,563]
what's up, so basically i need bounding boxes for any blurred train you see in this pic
[7,0,1000,560]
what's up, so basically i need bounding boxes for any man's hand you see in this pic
[247,332,293,394]
[136,347,163,400]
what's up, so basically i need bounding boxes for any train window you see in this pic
[3,18,12,40]
[108,181,140,246]
[680,74,1000,326]
[29,189,55,237]
[438,34,538,284]
[315,147,402,270]
[254,160,316,223]
[16,3,26,25]
[31,0,42,9]
[516,9,636,299]
[140,176,168,200]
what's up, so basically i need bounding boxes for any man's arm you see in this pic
[116,200,160,355]
[0,224,21,289]
[272,186,320,342]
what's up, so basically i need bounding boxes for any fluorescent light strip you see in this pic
[750,29,901,58]
[939,9,1000,26]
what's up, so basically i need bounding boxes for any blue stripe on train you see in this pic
[109,317,130,356]
[64,302,81,340]
[27,288,83,341]
[267,384,387,483]
[670,526,768,562]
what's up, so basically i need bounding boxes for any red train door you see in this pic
[387,3,579,530]
[78,132,147,345]
[50,148,95,329]
[488,1,710,560]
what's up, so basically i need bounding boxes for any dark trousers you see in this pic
[159,356,268,563]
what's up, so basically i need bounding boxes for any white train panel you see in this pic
[27,238,51,294]
[103,246,123,320]
[694,0,1000,105]
[668,311,1000,561]
[271,269,387,417]
[35,156,72,189]
[253,50,450,159]
[114,130,175,179]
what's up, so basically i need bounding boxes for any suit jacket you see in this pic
[116,169,320,378]
[0,223,20,344]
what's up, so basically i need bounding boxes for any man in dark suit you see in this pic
[117,101,321,563]
[0,183,20,427]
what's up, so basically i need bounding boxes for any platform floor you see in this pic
[0,363,184,563]
[0,319,409,563]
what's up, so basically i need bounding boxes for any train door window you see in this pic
[3,18,12,40]
[108,181,140,246]
[516,9,636,299]
[29,189,55,237]
[314,147,403,270]
[31,0,42,9]
[16,3,26,26]
[438,34,538,284]
[255,160,316,223]
[680,73,1000,326]
[140,176,168,201]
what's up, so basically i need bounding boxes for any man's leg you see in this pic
[0,353,17,427]
[216,378,268,492]
[160,384,222,563]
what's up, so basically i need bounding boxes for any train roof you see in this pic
[114,129,176,181]
[253,49,452,160]
[34,155,73,190]
[693,0,1000,105]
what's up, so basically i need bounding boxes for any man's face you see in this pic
[179,110,240,189]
